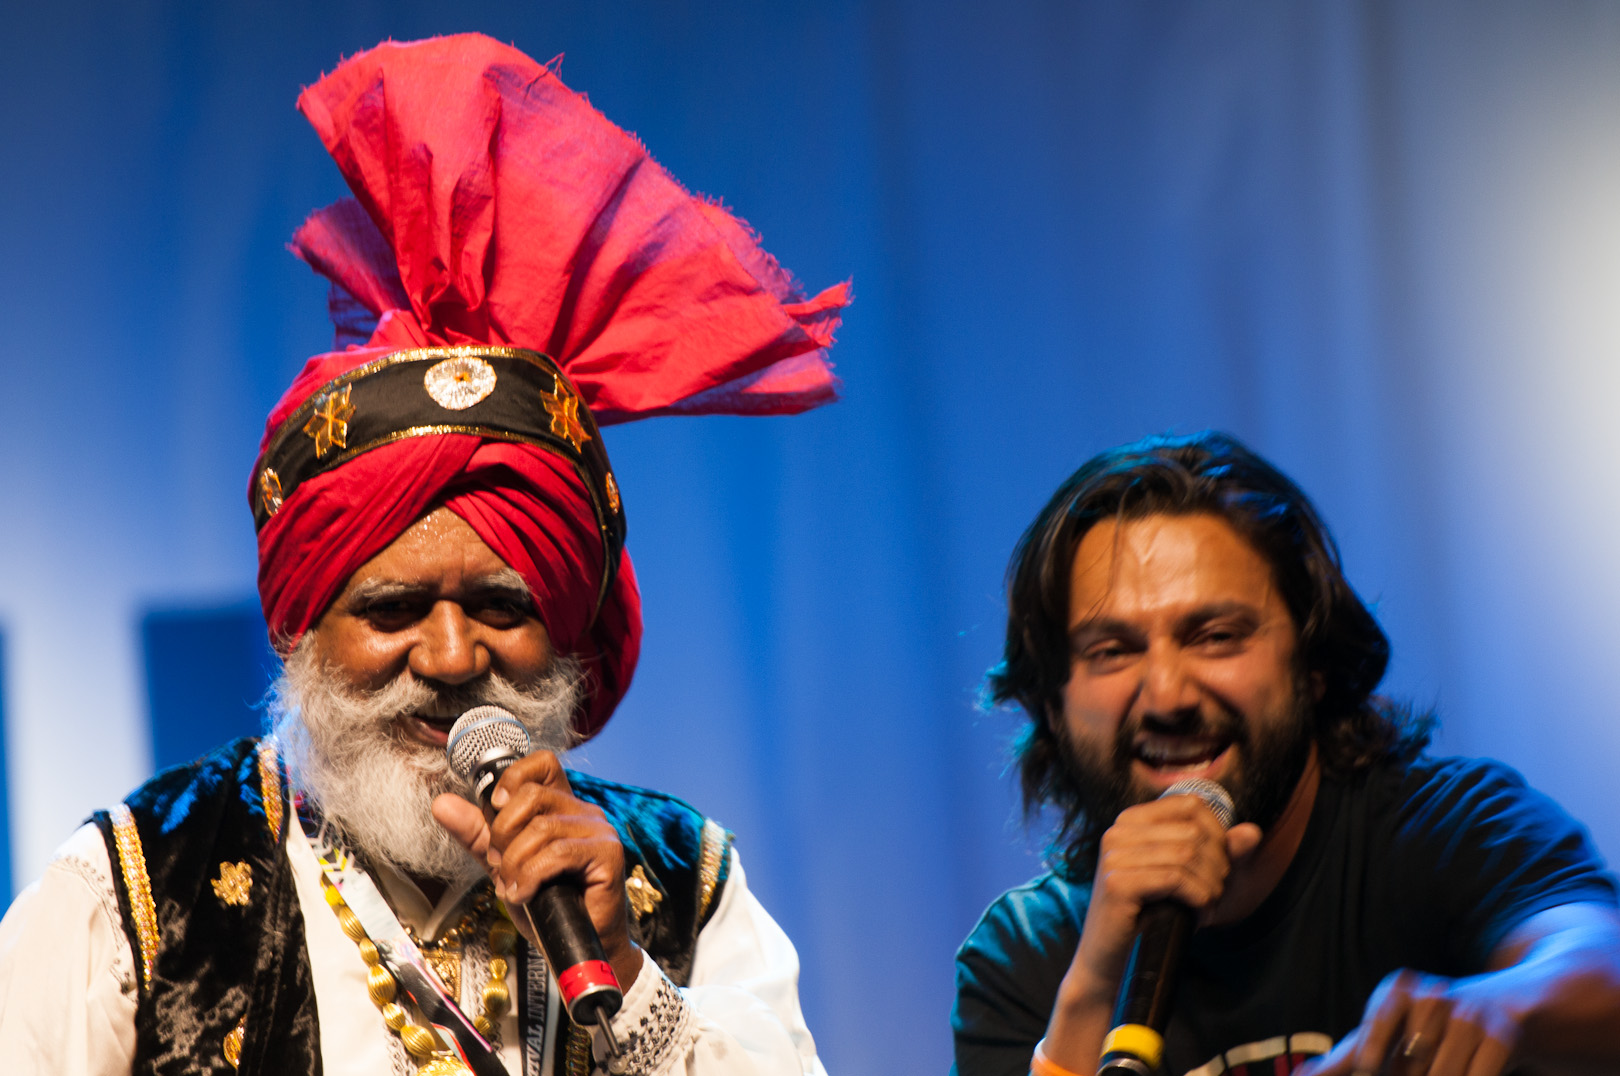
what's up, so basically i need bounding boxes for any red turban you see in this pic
[253,34,846,738]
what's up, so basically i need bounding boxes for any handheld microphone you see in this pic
[1097,777,1235,1076]
[446,706,623,1057]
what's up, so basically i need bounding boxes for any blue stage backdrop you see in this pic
[0,627,10,902]
[141,603,275,772]
[6,4,1620,1073]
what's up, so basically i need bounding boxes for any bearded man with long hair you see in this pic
[953,432,1620,1076]
[0,34,847,1076]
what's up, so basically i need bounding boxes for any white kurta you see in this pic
[0,821,825,1076]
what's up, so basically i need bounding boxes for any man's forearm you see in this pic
[1037,967,1117,1076]
[1494,907,1620,1065]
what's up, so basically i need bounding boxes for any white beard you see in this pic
[269,637,582,884]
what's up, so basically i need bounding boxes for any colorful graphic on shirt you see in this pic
[1183,1032,1332,1076]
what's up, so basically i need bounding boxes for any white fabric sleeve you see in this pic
[593,849,826,1076]
[0,822,139,1075]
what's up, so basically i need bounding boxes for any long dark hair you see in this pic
[987,431,1431,874]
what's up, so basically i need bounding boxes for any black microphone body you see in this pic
[1097,778,1235,1076]
[447,708,624,1055]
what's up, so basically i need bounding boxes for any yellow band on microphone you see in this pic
[1100,1024,1164,1069]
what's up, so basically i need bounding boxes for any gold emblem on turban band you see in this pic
[303,384,356,458]
[259,468,284,517]
[424,355,498,410]
[541,376,591,452]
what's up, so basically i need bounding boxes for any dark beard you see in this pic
[1058,684,1315,864]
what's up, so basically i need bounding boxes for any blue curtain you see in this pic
[5,4,1620,1072]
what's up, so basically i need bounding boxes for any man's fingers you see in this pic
[1114,796,1234,841]
[496,836,618,903]
[1095,824,1236,911]
[1293,1029,1360,1075]
[486,783,602,850]
[1303,973,1516,1076]
[1395,985,1453,1074]
[431,793,489,856]
[1093,854,1225,913]
[1350,970,1419,1073]
[1418,1019,1479,1076]
[1226,822,1264,860]
[1097,836,1229,882]
[1462,1035,1510,1076]
[490,749,572,807]
[498,815,611,877]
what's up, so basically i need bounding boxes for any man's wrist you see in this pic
[610,939,643,993]
[593,952,693,1075]
[1041,965,1118,1076]
[1053,960,1117,1021]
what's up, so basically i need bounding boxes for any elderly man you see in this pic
[953,432,1620,1076]
[0,35,846,1076]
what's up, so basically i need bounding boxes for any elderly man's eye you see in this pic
[360,599,426,627]
[475,596,533,625]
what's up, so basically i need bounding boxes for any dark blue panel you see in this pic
[141,602,278,774]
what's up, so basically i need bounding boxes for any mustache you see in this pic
[1113,706,1248,755]
[326,661,586,746]
[378,676,527,721]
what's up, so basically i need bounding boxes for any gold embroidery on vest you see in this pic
[697,819,728,922]
[223,1016,246,1068]
[212,861,253,906]
[565,1021,594,1076]
[109,804,158,987]
[257,739,284,843]
[625,864,663,921]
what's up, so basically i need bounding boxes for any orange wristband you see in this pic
[1031,1038,1085,1076]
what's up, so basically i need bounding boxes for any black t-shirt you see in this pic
[952,756,1619,1076]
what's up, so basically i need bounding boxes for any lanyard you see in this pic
[299,797,508,1076]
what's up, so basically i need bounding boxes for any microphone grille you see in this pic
[446,705,532,779]
[1160,777,1235,830]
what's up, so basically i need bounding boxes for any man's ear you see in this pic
[1308,670,1326,703]
[1042,694,1068,736]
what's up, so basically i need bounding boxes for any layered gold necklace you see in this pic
[320,874,516,1072]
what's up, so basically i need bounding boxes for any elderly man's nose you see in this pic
[410,603,489,685]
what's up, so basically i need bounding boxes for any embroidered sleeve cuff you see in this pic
[592,949,693,1075]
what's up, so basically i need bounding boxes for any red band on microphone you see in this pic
[557,960,620,1003]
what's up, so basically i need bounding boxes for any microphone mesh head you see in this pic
[1161,777,1235,830]
[446,706,532,779]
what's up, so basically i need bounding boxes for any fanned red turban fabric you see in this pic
[254,34,847,738]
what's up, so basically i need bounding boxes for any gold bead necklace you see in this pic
[320,875,517,1071]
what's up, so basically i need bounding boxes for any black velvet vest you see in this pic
[94,737,732,1075]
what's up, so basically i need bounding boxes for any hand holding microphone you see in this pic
[435,706,633,1057]
[1096,779,1236,1076]
[1042,779,1262,1076]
